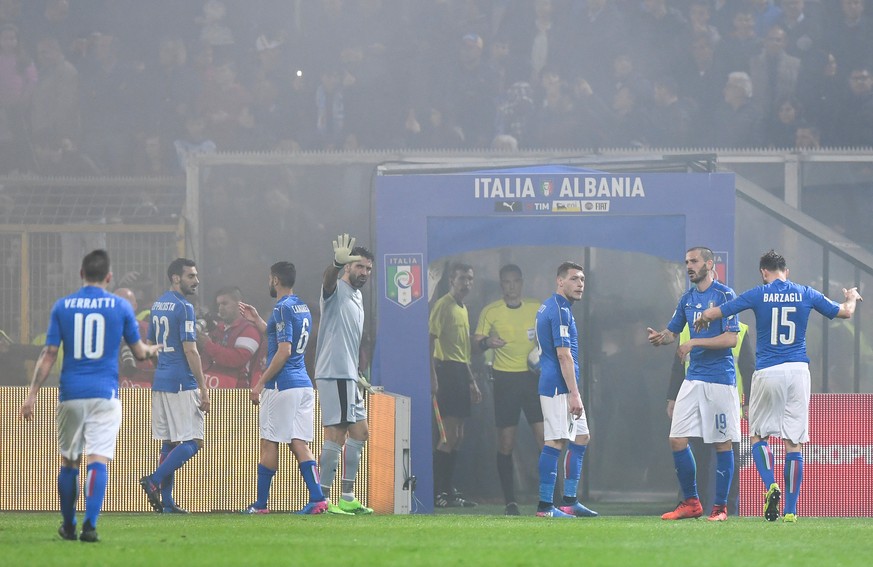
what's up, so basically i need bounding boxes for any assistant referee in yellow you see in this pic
[473,264,544,516]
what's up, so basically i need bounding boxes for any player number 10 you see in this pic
[73,312,105,360]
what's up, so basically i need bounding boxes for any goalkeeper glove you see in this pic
[333,233,362,269]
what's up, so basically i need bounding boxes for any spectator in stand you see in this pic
[142,38,197,142]
[717,9,760,74]
[495,81,536,148]
[713,71,763,147]
[797,49,841,144]
[604,84,652,148]
[826,0,873,82]
[198,58,251,149]
[767,96,804,148]
[832,65,873,147]
[173,114,216,171]
[441,32,501,148]
[398,105,465,150]
[778,0,823,60]
[0,22,35,173]
[687,1,721,47]
[499,0,566,86]
[628,0,688,79]
[79,32,136,174]
[563,0,628,95]
[610,53,653,109]
[794,122,821,149]
[530,65,579,148]
[677,33,728,142]
[749,25,801,127]
[313,63,346,150]
[648,75,698,148]
[30,37,79,152]
[746,0,783,38]
[198,286,260,389]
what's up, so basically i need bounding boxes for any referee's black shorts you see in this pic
[435,360,471,418]
[492,369,543,428]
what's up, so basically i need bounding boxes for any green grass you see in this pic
[2,512,873,566]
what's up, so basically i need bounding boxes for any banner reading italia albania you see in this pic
[739,394,873,517]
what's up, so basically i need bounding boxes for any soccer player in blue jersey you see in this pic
[647,246,741,521]
[139,258,210,513]
[19,250,160,542]
[696,250,862,523]
[238,261,328,514]
[534,261,598,519]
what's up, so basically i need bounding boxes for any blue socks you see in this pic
[714,449,734,507]
[57,466,79,527]
[300,460,325,502]
[538,445,560,506]
[159,442,175,506]
[752,441,776,488]
[672,446,698,500]
[562,442,586,504]
[255,463,276,508]
[784,452,804,515]
[151,440,199,488]
[84,462,107,528]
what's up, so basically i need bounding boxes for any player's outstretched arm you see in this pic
[323,233,363,295]
[239,302,267,334]
[694,306,724,331]
[130,340,160,361]
[647,327,676,347]
[19,346,59,421]
[837,287,863,319]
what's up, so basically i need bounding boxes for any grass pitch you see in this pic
[2,510,872,566]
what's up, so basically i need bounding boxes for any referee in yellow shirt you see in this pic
[430,263,480,508]
[473,264,544,516]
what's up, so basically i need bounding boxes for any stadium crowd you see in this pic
[0,0,871,177]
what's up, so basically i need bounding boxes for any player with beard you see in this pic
[139,258,210,513]
[695,250,862,523]
[647,247,741,521]
[314,234,376,514]
[238,261,328,514]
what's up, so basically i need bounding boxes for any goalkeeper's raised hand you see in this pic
[333,233,362,268]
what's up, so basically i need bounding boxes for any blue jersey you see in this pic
[535,293,578,396]
[149,290,197,392]
[719,279,840,370]
[265,294,313,390]
[667,281,740,385]
[45,285,140,402]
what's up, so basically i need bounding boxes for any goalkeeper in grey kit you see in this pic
[314,234,376,515]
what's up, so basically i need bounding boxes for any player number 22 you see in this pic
[152,315,176,352]
[73,312,105,360]
[769,306,796,346]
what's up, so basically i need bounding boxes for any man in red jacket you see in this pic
[199,286,261,388]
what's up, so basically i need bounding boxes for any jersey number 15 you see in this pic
[770,306,796,345]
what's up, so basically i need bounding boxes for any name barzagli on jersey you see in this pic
[474,176,645,199]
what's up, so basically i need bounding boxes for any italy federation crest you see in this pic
[385,253,423,308]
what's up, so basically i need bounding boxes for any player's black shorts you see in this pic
[492,369,543,428]
[435,360,471,419]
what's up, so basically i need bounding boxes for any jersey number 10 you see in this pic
[73,312,106,360]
